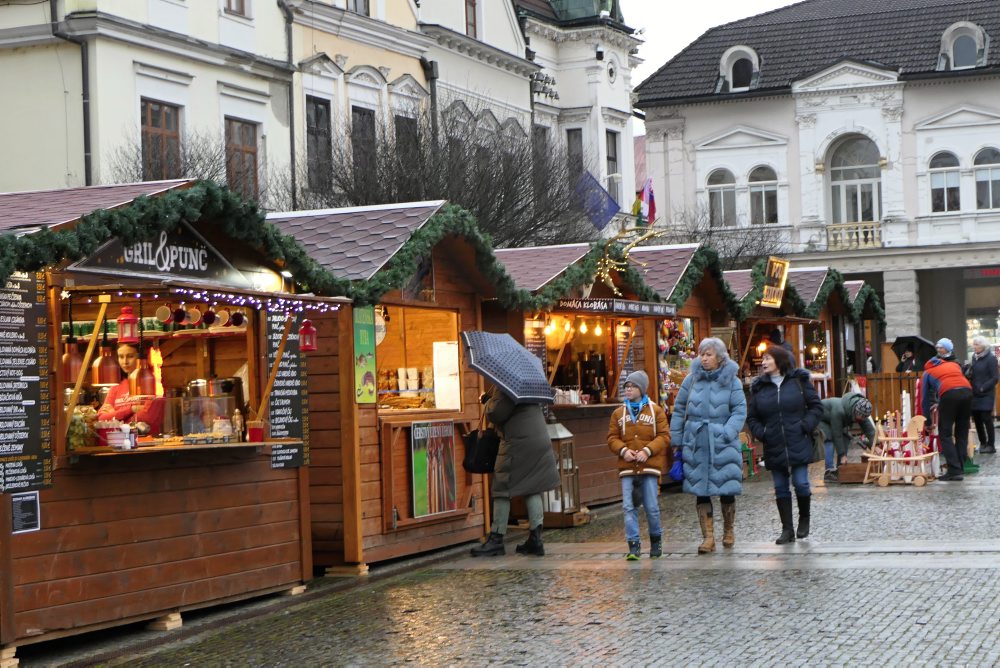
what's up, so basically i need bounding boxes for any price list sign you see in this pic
[265,312,308,468]
[0,271,52,492]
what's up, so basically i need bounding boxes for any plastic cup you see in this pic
[247,420,266,442]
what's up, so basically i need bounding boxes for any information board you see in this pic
[523,319,546,367]
[11,490,40,534]
[265,312,308,468]
[0,271,52,492]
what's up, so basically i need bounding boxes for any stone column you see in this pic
[883,269,920,341]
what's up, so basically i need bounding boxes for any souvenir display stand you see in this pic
[0,181,347,661]
[272,203,502,571]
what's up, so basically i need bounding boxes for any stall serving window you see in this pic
[656,317,697,412]
[375,304,461,410]
[544,313,611,404]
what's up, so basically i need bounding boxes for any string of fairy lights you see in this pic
[70,287,341,315]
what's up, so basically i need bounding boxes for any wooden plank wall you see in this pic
[304,311,344,566]
[9,452,305,642]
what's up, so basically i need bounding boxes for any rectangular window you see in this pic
[225,0,247,16]
[140,98,181,181]
[566,128,583,182]
[605,130,620,203]
[394,114,419,159]
[225,116,258,200]
[750,186,778,224]
[709,188,736,227]
[977,168,1000,210]
[306,96,332,191]
[375,305,460,411]
[348,0,370,15]
[931,170,961,213]
[351,106,376,186]
[465,0,477,37]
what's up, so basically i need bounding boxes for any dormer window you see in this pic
[718,46,760,93]
[939,22,988,71]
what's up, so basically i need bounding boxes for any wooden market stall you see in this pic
[0,180,347,661]
[725,262,857,398]
[270,202,500,572]
[486,242,732,508]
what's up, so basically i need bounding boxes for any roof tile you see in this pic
[629,245,699,300]
[493,244,591,291]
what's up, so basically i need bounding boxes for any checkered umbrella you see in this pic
[460,331,554,405]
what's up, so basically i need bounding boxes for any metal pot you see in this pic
[209,377,247,415]
[186,379,209,397]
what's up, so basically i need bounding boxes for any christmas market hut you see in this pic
[0,180,349,659]
[269,202,507,572]
[486,239,672,508]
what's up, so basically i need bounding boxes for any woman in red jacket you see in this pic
[921,338,972,481]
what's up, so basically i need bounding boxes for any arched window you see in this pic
[707,169,736,227]
[731,59,753,90]
[830,137,882,224]
[975,148,1000,210]
[749,166,778,224]
[929,151,960,213]
[953,35,978,69]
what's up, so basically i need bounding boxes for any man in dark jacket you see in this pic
[922,338,973,480]
[819,392,876,481]
[968,336,999,454]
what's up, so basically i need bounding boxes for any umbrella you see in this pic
[460,331,554,404]
[891,335,936,366]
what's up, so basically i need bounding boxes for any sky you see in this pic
[618,0,799,133]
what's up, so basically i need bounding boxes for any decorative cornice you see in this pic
[292,0,433,61]
[523,19,639,52]
[420,23,538,78]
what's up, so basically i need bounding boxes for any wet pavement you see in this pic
[19,445,1000,666]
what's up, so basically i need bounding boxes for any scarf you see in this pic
[975,349,988,361]
[624,395,650,423]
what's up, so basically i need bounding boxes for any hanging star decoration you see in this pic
[60,289,71,300]
[594,227,666,296]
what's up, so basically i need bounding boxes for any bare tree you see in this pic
[655,206,791,271]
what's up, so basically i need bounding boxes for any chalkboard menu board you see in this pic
[523,320,546,367]
[0,271,52,492]
[615,324,635,396]
[265,312,308,468]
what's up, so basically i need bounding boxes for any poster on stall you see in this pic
[411,420,457,517]
[353,307,376,404]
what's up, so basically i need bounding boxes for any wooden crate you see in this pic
[836,463,868,484]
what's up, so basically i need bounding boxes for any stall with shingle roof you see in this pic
[0,179,349,654]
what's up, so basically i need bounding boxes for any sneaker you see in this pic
[980,446,996,454]
[649,535,662,558]
[626,540,641,560]
[823,469,838,482]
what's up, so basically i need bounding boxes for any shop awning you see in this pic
[493,243,591,291]
[268,201,446,281]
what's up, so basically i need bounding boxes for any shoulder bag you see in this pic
[795,378,826,464]
[462,410,500,474]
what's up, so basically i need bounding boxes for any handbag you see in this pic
[795,377,826,464]
[462,411,500,474]
[669,451,684,482]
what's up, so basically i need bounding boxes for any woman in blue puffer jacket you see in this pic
[670,338,747,554]
[747,345,823,545]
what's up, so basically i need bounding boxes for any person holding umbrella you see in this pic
[460,332,559,557]
[469,385,559,557]
[608,370,670,560]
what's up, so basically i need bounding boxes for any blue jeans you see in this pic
[772,464,811,499]
[824,440,835,470]
[621,474,661,542]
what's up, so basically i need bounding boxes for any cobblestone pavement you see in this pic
[21,447,1000,667]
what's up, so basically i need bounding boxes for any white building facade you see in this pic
[637,0,1000,357]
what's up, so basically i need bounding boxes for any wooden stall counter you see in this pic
[550,403,622,507]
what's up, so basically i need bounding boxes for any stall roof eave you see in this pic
[267,200,447,281]
[493,243,592,292]
[628,244,700,303]
[0,179,195,231]
[723,269,754,302]
[786,267,830,305]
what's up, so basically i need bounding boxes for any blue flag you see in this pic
[574,171,620,231]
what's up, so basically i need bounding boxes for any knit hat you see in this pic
[935,338,954,354]
[624,370,649,395]
[852,398,872,419]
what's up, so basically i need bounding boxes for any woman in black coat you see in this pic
[968,336,1000,454]
[747,345,823,545]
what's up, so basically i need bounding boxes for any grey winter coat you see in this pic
[485,388,559,498]
[968,351,1000,412]
[747,368,823,470]
[818,392,877,459]
[670,358,747,497]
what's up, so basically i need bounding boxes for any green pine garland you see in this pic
[849,282,887,330]
[664,245,743,314]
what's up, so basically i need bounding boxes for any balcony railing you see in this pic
[826,222,882,250]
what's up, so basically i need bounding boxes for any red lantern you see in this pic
[298,319,318,352]
[117,306,139,344]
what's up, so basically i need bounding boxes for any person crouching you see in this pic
[607,370,670,560]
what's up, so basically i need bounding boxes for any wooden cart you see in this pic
[862,416,938,486]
